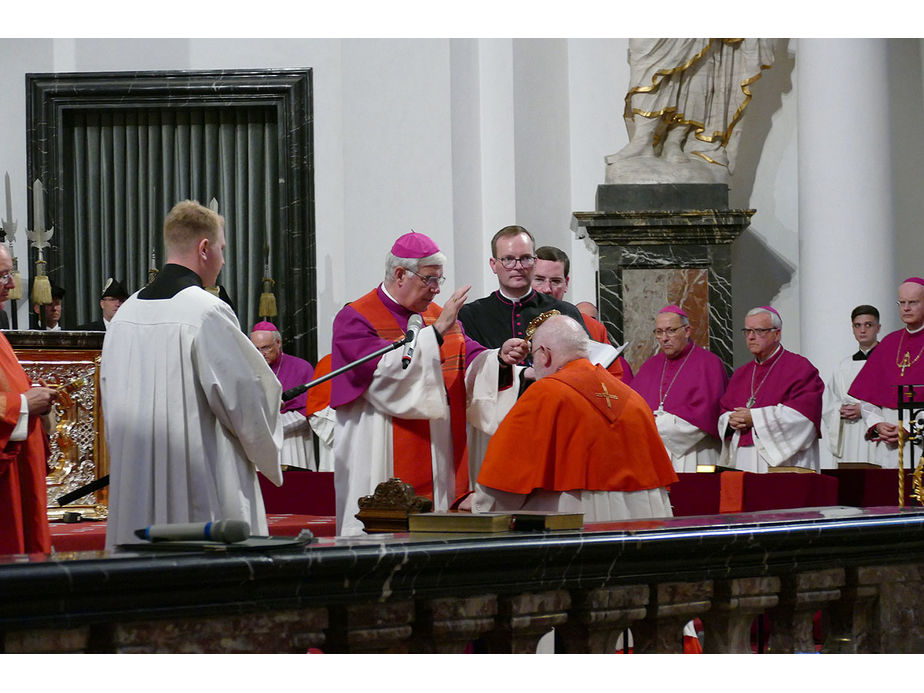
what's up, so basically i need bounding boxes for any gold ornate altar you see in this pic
[8,330,108,520]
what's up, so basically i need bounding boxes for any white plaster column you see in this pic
[798,39,896,413]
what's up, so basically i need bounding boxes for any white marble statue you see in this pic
[606,39,776,185]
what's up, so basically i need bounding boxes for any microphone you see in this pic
[402,314,424,369]
[133,519,251,543]
[281,384,308,402]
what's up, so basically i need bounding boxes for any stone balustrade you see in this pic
[3,506,924,654]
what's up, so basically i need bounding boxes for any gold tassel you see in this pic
[7,269,22,301]
[32,274,51,305]
[259,291,277,318]
[259,276,277,318]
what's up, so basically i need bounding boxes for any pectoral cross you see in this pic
[746,396,756,407]
[594,382,619,409]
[900,352,912,376]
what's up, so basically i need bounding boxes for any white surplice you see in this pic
[822,356,878,464]
[718,404,820,472]
[101,287,283,549]
[857,402,914,469]
[472,484,673,522]
[279,410,317,470]
[309,406,335,472]
[654,412,722,472]
[334,326,495,536]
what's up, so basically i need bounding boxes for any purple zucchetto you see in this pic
[390,231,441,259]
[252,321,278,333]
[659,304,688,318]
[902,277,924,287]
[759,305,781,320]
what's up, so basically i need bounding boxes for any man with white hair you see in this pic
[471,312,677,521]
[718,306,824,472]
[250,321,317,471]
[330,231,528,535]
[849,278,924,467]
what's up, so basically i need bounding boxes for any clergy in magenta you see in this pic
[472,314,677,521]
[821,305,881,464]
[630,305,729,472]
[718,306,824,473]
[848,278,924,468]
[250,321,317,471]
[330,230,530,536]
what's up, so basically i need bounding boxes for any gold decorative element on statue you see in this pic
[525,310,561,340]
[594,382,619,409]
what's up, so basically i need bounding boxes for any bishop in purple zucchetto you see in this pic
[391,231,441,259]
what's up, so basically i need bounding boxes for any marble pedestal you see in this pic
[572,184,752,373]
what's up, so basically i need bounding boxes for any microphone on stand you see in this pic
[402,314,424,369]
[134,519,251,543]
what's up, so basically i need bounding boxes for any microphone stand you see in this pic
[281,333,411,402]
[57,333,414,506]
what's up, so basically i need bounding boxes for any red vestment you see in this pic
[478,359,677,494]
[0,334,51,554]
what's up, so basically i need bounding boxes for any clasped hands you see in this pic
[727,407,754,432]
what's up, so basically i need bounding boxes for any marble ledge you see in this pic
[3,506,924,632]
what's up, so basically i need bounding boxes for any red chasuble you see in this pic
[348,289,470,500]
[477,359,677,494]
[0,334,51,554]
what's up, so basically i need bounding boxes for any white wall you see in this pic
[1,37,922,372]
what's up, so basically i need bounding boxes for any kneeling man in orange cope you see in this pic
[471,313,677,521]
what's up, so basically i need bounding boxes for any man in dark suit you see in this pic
[77,278,130,331]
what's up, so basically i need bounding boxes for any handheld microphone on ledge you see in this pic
[134,519,251,544]
[402,314,424,369]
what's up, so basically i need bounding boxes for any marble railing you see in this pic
[3,506,924,654]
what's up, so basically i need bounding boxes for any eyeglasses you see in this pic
[534,276,566,288]
[496,255,537,269]
[897,300,921,308]
[653,326,683,337]
[525,342,546,368]
[0,271,12,285]
[407,269,445,289]
[741,327,779,336]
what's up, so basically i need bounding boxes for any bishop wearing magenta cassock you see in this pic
[718,306,824,472]
[848,278,924,468]
[631,305,728,472]
[330,232,528,536]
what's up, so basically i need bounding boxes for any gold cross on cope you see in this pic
[594,382,619,408]
[900,352,912,376]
